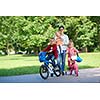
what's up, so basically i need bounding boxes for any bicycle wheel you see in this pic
[53,64,61,77]
[39,65,49,79]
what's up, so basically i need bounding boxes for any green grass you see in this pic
[77,52,100,69]
[0,52,100,76]
[0,55,41,76]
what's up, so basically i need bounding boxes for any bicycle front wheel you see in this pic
[39,65,49,79]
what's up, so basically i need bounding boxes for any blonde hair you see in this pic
[68,39,74,47]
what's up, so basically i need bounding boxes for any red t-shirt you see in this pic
[43,44,58,59]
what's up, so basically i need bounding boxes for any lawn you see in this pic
[0,52,100,76]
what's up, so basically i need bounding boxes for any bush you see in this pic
[94,46,100,52]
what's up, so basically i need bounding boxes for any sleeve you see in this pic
[43,45,51,52]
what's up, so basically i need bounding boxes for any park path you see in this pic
[0,68,100,83]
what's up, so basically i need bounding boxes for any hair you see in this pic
[59,25,64,30]
[68,39,74,47]
[51,37,54,39]
[69,39,73,42]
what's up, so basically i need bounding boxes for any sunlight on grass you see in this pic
[0,53,100,76]
[0,55,41,69]
[78,53,100,68]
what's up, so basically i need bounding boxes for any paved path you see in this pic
[0,68,100,83]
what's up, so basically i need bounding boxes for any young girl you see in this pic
[67,39,79,77]
[55,32,63,46]
[43,38,58,59]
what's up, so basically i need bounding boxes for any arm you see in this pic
[52,44,57,51]
[74,48,79,53]
[74,48,79,56]
[42,45,51,52]
[66,48,68,54]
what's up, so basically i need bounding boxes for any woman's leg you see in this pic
[57,53,62,70]
[61,50,66,72]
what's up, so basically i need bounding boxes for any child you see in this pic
[43,38,58,59]
[42,38,58,77]
[66,39,79,77]
[55,32,63,46]
[54,32,63,54]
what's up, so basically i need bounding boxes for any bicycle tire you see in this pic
[53,65,61,77]
[39,65,49,79]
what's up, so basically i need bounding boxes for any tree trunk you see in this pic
[6,43,10,55]
[85,47,88,52]
[82,47,88,52]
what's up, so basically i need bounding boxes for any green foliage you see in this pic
[0,16,99,54]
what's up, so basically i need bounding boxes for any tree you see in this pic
[0,16,99,55]
[89,16,100,51]
[63,16,97,52]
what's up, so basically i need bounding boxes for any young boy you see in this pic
[66,39,79,77]
[43,38,58,59]
[42,38,58,77]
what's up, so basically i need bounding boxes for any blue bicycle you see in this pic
[39,52,61,79]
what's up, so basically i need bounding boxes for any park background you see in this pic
[0,16,100,76]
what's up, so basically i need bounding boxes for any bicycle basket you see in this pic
[39,52,47,62]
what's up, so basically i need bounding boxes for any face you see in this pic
[50,39,55,45]
[68,42,74,48]
[59,28,64,34]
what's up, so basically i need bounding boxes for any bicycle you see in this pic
[39,52,61,79]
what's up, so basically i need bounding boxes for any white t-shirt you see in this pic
[61,34,69,50]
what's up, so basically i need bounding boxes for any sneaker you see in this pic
[70,71,72,75]
[65,71,67,75]
[62,71,64,76]
[75,74,78,77]
[66,71,70,75]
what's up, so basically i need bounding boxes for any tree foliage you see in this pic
[0,16,99,55]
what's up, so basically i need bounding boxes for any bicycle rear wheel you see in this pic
[53,64,61,77]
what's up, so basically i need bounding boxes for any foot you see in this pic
[70,70,73,75]
[62,71,64,76]
[75,74,78,77]
[65,71,67,75]
[70,71,72,75]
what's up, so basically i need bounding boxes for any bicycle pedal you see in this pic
[50,73,53,77]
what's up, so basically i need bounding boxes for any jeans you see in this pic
[57,50,66,72]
